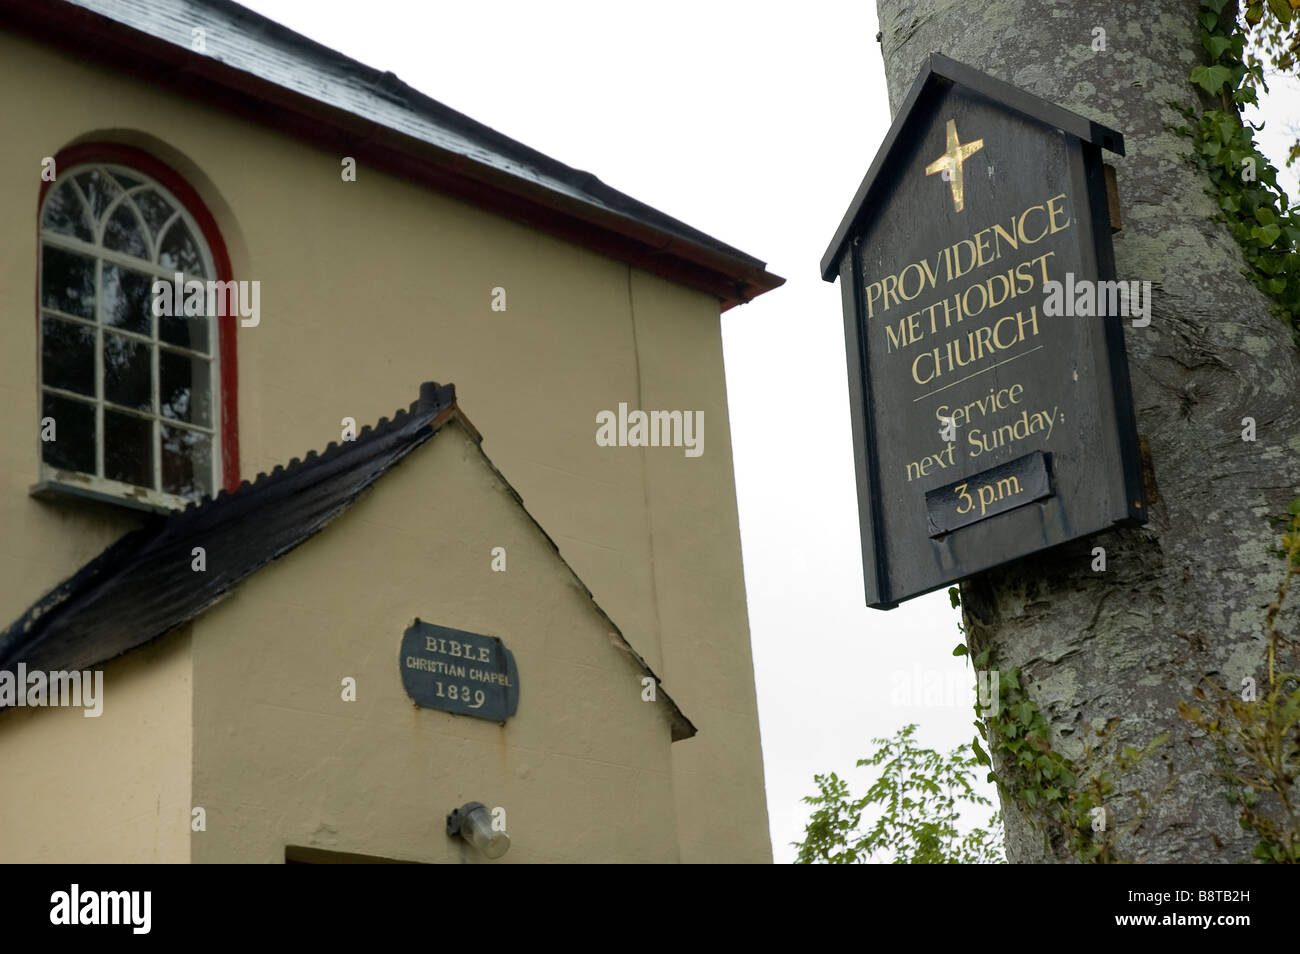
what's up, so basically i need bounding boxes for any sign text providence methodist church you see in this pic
[822,54,1146,609]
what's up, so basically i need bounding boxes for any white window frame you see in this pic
[35,162,222,513]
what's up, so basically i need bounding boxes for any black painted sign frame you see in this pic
[822,54,1145,609]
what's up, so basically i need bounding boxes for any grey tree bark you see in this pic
[874,0,1300,862]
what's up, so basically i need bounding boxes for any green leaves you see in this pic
[1204,34,1234,59]
[1253,222,1282,244]
[1190,90,1299,317]
[1191,63,1233,93]
[1189,0,1300,339]
[792,724,1004,864]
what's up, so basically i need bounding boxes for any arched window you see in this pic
[37,148,237,509]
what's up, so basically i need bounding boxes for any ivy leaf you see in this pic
[1253,223,1282,244]
[953,643,968,657]
[1199,11,1220,29]
[1266,0,1291,23]
[1191,64,1233,94]
[1204,35,1233,59]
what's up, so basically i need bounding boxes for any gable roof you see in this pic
[0,382,695,740]
[821,52,1125,280]
[0,0,782,311]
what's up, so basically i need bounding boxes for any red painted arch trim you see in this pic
[39,143,241,494]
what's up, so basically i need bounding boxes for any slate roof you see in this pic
[0,381,695,740]
[0,0,782,309]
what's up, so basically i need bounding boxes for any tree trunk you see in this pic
[874,0,1300,862]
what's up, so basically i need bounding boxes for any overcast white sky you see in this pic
[237,0,1298,863]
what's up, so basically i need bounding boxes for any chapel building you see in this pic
[0,0,782,863]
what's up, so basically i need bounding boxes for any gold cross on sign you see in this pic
[925,119,984,213]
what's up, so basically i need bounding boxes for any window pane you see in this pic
[160,349,212,426]
[41,392,96,475]
[104,204,149,260]
[41,316,96,396]
[159,220,206,277]
[104,331,153,411]
[104,410,153,488]
[39,166,225,505]
[42,183,93,241]
[102,264,154,336]
[159,311,210,354]
[41,245,96,319]
[161,424,212,500]
[133,189,175,241]
[74,169,120,223]
[111,171,143,191]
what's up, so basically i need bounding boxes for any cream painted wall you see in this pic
[0,631,192,863]
[628,270,770,861]
[190,421,679,863]
[0,27,770,861]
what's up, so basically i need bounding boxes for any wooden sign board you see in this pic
[822,54,1145,609]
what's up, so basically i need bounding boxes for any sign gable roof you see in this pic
[821,52,1124,280]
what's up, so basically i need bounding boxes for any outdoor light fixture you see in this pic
[446,802,510,859]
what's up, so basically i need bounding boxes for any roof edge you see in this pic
[1,0,783,311]
[444,411,696,741]
[0,382,697,742]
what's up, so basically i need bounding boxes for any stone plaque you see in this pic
[400,619,519,721]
